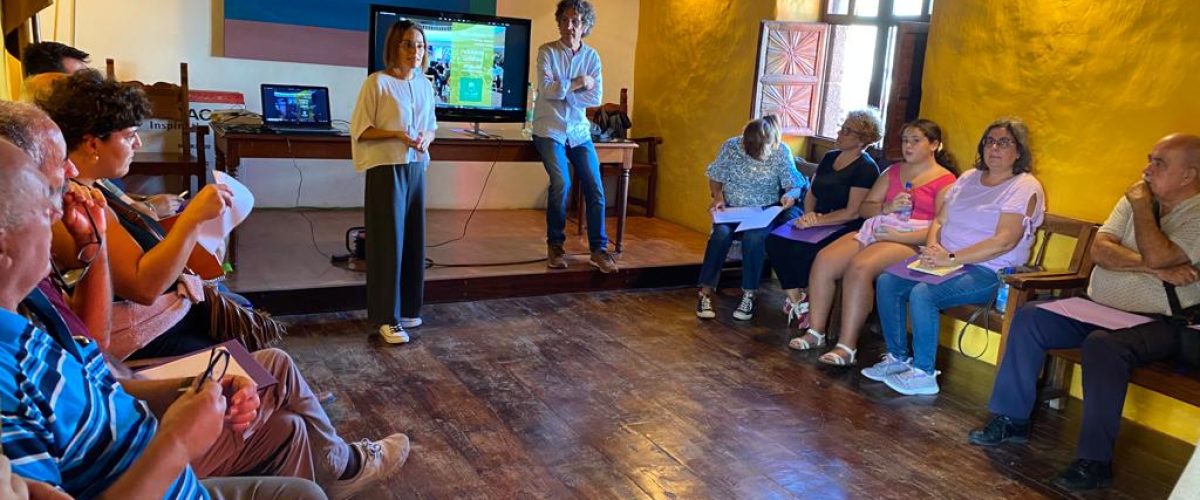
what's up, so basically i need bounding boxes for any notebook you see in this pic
[260,84,340,135]
[135,340,278,389]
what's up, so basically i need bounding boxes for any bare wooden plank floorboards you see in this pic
[279,286,1192,499]
[227,209,710,293]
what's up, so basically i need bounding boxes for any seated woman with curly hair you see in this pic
[36,69,241,359]
[765,110,882,331]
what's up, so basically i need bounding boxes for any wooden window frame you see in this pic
[813,0,933,144]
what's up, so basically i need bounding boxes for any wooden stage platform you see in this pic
[226,209,718,315]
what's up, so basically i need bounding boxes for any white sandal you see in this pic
[818,343,858,366]
[788,328,826,351]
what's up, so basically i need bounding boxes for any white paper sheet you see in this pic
[138,346,254,381]
[197,171,255,259]
[711,206,763,225]
[735,206,784,232]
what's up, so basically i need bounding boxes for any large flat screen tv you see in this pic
[368,5,532,124]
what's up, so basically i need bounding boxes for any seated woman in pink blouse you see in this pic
[865,118,1045,396]
[790,119,958,367]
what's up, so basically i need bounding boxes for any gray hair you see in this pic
[555,0,597,37]
[0,101,52,168]
[842,108,883,145]
[0,142,46,232]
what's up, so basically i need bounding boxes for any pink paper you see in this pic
[770,222,846,243]
[1036,297,1154,331]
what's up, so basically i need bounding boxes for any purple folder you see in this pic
[1036,297,1154,331]
[770,222,846,243]
[884,256,966,285]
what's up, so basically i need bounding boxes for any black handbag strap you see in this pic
[1152,200,1188,317]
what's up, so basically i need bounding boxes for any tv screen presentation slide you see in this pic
[425,20,507,110]
[370,7,531,123]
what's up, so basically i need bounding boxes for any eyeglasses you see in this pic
[398,41,427,51]
[197,348,231,390]
[47,199,103,292]
[983,138,1016,149]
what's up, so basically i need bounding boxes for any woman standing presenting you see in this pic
[351,19,437,344]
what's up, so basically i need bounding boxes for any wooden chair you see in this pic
[107,59,208,193]
[942,213,1100,359]
[573,88,661,233]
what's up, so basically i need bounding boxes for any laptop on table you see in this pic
[260,84,341,135]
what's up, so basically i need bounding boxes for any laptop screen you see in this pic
[260,84,332,128]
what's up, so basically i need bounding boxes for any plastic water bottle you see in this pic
[896,181,913,221]
[522,83,537,136]
[995,266,1016,312]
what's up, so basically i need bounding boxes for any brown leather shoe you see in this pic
[547,244,568,269]
[589,250,619,273]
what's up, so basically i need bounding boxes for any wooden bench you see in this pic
[942,213,1100,359]
[1043,348,1200,410]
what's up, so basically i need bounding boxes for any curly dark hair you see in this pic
[36,69,150,152]
[21,41,90,77]
[555,0,597,37]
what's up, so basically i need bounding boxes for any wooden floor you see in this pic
[226,209,716,313]
[279,285,1192,499]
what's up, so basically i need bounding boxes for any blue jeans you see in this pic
[876,264,1001,373]
[697,206,800,291]
[533,136,608,251]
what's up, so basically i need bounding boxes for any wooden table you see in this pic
[212,127,639,262]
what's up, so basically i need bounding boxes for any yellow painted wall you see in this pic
[633,0,776,233]
[633,0,818,234]
[923,0,1200,443]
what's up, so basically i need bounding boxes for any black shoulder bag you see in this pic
[1153,201,1200,367]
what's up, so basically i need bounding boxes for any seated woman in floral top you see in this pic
[697,115,807,321]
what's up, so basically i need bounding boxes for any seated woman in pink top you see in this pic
[790,119,958,367]
[866,118,1044,396]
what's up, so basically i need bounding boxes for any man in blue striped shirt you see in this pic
[0,137,323,499]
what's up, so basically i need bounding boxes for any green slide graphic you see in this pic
[447,23,502,107]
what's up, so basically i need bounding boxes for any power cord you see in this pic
[424,133,549,268]
[281,132,553,269]
[285,137,334,260]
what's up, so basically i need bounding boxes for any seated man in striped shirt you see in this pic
[0,139,326,499]
[0,100,409,499]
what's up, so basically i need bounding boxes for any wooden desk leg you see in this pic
[616,161,630,253]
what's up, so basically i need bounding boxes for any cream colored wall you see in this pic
[924,0,1200,444]
[56,0,637,208]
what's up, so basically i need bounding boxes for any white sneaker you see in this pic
[883,366,941,396]
[326,433,412,500]
[861,353,912,382]
[696,293,716,319]
[378,324,410,344]
[399,317,423,329]
[732,292,755,321]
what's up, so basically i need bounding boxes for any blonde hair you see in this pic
[841,108,883,145]
[383,19,429,72]
[21,72,68,104]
